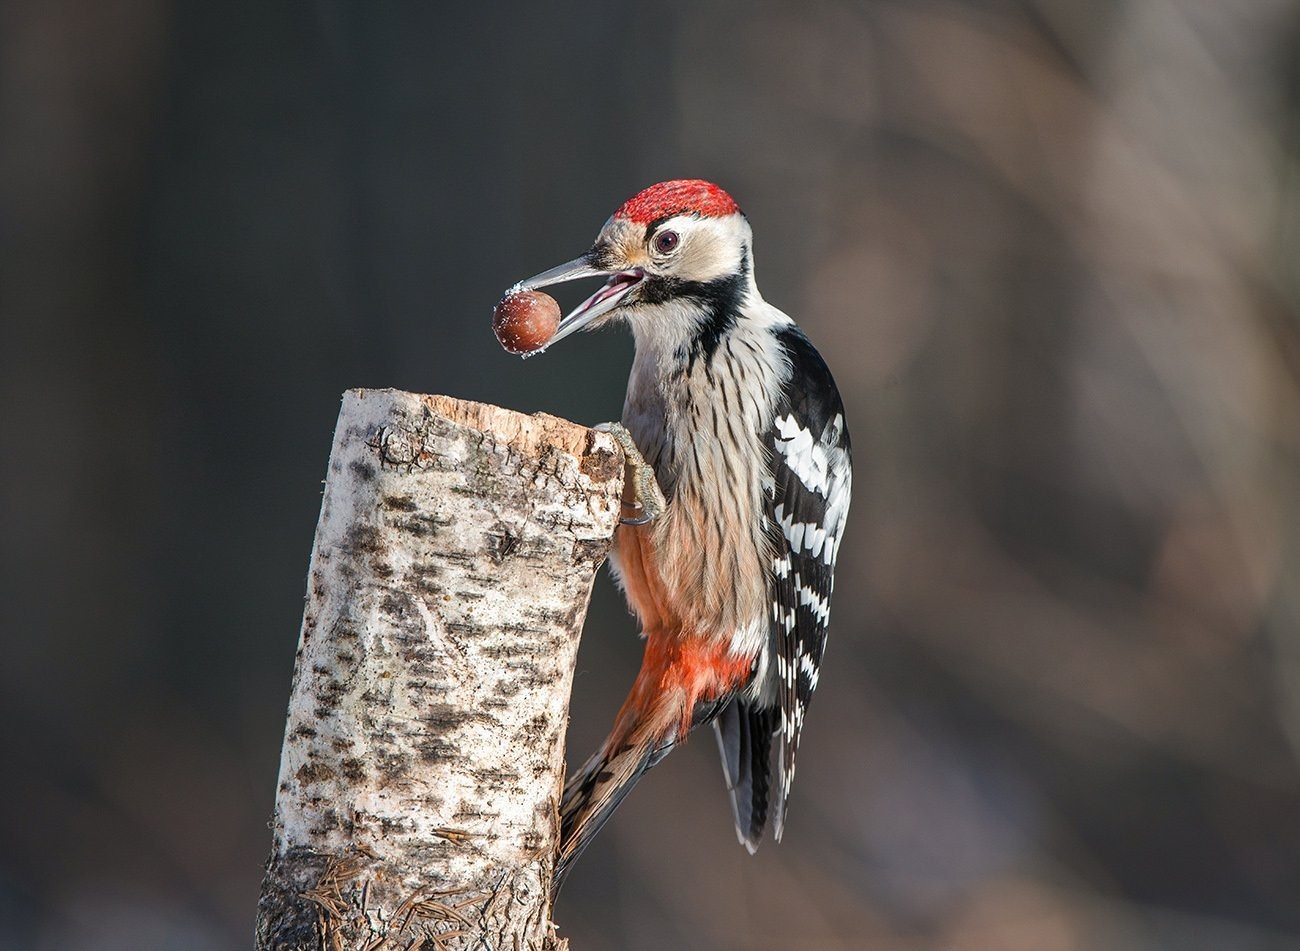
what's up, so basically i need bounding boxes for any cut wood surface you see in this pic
[255,389,624,950]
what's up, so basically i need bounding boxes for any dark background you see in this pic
[4,1,1300,948]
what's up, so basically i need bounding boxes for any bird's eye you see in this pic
[654,230,679,254]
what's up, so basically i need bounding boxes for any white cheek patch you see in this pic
[651,214,753,285]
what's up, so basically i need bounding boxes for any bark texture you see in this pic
[256,389,624,951]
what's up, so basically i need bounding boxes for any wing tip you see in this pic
[738,826,762,855]
[716,702,786,855]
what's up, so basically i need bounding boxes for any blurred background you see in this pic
[3,1,1300,948]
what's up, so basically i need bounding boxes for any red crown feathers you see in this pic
[613,180,741,224]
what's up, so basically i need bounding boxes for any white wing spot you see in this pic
[774,414,831,496]
[820,445,852,566]
[798,653,818,680]
[776,502,831,558]
[798,584,831,626]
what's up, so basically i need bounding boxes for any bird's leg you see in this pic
[594,422,665,526]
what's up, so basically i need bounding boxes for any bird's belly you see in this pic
[610,522,674,637]
[610,493,767,646]
[608,520,757,743]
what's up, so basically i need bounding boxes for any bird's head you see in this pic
[517,179,755,352]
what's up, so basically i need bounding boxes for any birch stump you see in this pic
[255,389,624,951]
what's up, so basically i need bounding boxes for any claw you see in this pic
[594,422,666,526]
[619,501,655,527]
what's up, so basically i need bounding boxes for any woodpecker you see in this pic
[515,180,852,883]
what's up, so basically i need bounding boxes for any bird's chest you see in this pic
[622,344,771,493]
[621,374,693,500]
[615,337,777,640]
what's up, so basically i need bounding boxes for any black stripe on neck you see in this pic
[649,247,750,370]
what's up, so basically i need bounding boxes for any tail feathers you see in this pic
[555,735,673,889]
[713,700,778,853]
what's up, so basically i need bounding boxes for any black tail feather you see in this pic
[713,700,777,852]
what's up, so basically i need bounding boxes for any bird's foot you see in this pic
[594,422,665,526]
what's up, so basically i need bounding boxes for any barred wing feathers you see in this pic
[766,325,851,838]
[715,324,851,849]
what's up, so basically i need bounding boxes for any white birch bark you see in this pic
[255,389,624,951]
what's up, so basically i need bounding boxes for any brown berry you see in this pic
[493,289,561,355]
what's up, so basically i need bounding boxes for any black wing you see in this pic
[715,324,852,849]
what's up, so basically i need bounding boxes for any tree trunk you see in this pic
[255,389,624,951]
